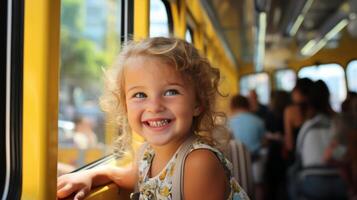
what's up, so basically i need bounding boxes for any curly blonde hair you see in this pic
[100,37,227,157]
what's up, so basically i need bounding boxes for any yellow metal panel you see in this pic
[22,0,60,199]
[178,0,187,38]
[134,0,149,40]
[193,28,203,51]
[170,3,180,37]
[171,1,186,38]
[82,183,131,200]
[186,0,203,23]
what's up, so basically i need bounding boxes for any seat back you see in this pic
[227,139,254,198]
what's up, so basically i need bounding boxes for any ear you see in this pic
[193,105,202,116]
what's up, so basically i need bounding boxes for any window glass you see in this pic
[185,27,193,43]
[298,63,347,111]
[240,73,270,105]
[150,0,170,37]
[347,60,357,92]
[275,69,296,91]
[59,0,122,173]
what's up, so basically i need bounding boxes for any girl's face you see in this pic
[124,56,200,148]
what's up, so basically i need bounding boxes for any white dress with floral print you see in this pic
[132,138,250,200]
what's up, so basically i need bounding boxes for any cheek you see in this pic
[174,103,196,119]
[126,102,143,121]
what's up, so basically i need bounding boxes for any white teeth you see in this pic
[147,119,169,127]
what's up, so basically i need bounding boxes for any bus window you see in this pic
[59,0,122,172]
[150,0,171,37]
[185,26,193,43]
[275,69,296,91]
[240,73,270,105]
[298,63,347,111]
[347,60,357,92]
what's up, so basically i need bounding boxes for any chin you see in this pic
[146,138,172,147]
[139,130,167,142]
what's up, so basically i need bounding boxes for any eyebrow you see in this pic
[126,82,185,93]
[166,82,186,88]
[126,86,144,93]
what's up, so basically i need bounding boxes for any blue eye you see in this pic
[164,89,179,96]
[133,92,147,98]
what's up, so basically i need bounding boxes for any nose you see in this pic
[146,96,165,113]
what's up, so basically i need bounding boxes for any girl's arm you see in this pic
[57,152,139,200]
[57,163,137,200]
[183,149,227,200]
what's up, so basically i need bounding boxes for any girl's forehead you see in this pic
[123,55,192,86]
[125,55,172,68]
[125,56,178,75]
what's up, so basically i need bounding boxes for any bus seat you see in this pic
[58,147,106,168]
[226,139,254,198]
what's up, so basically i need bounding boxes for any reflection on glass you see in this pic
[240,73,270,105]
[347,60,357,92]
[58,0,121,173]
[298,64,347,111]
[275,69,296,91]
[186,28,193,43]
[150,0,169,37]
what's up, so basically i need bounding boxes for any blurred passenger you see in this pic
[73,116,98,149]
[283,78,314,165]
[264,90,291,200]
[229,94,266,200]
[324,91,357,199]
[248,90,269,121]
[341,91,357,112]
[292,80,347,200]
[229,94,266,156]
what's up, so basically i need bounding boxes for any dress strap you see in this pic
[171,135,197,200]
[132,142,150,196]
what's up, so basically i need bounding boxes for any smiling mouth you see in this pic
[144,119,172,128]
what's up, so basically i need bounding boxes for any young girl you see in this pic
[57,37,250,200]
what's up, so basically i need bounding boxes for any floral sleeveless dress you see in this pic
[132,138,250,200]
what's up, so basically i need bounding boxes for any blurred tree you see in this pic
[60,0,110,107]
[60,0,106,86]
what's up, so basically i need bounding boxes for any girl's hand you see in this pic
[57,171,93,200]
[56,164,138,200]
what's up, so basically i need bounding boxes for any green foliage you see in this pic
[60,0,116,90]
[61,29,104,85]
[61,0,84,33]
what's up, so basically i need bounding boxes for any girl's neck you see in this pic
[149,135,191,177]
[151,135,189,159]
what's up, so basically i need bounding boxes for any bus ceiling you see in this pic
[200,0,357,71]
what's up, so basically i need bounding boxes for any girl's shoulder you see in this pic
[187,138,250,200]
[183,147,228,199]
[185,144,226,175]
[190,138,232,169]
